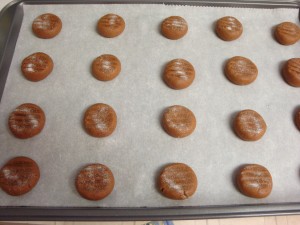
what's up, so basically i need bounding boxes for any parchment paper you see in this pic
[0,4,300,207]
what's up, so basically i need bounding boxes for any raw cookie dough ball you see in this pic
[32,13,62,39]
[97,14,125,38]
[236,164,272,198]
[75,163,115,201]
[161,16,188,40]
[225,56,258,85]
[8,103,46,139]
[158,163,197,200]
[0,156,40,196]
[274,22,300,45]
[294,108,300,131]
[234,109,267,141]
[163,59,195,90]
[83,103,117,138]
[92,54,121,81]
[282,58,300,87]
[162,105,196,138]
[215,16,243,41]
[21,52,53,82]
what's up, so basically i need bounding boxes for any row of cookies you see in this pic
[20,52,300,88]
[25,13,300,87]
[0,156,272,200]
[32,13,300,45]
[6,102,300,140]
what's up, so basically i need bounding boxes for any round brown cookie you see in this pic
[161,16,188,40]
[215,16,243,41]
[75,163,115,201]
[32,13,62,39]
[236,164,272,198]
[225,56,258,85]
[163,59,195,90]
[274,22,300,45]
[8,103,46,139]
[97,14,125,38]
[294,108,300,131]
[234,109,267,141]
[0,156,40,196]
[282,58,300,87]
[83,103,117,138]
[21,52,53,82]
[158,163,197,200]
[92,54,121,81]
[162,105,196,138]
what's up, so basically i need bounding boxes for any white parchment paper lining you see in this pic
[0,4,300,207]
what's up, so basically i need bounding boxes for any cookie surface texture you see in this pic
[234,109,267,141]
[275,22,300,45]
[236,164,272,198]
[225,56,258,85]
[8,103,46,139]
[92,54,121,81]
[161,16,188,40]
[84,103,117,137]
[75,163,115,201]
[21,52,53,82]
[0,156,40,196]
[32,13,62,39]
[97,14,125,38]
[163,59,195,90]
[162,105,196,138]
[158,163,197,200]
[282,58,300,87]
[215,16,243,41]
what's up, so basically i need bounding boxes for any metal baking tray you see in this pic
[1,0,300,221]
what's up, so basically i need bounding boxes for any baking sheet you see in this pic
[0,4,300,207]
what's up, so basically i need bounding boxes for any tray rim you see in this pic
[1,202,300,221]
[0,0,300,221]
[6,0,300,7]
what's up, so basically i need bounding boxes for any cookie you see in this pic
[163,59,195,90]
[92,54,121,81]
[0,156,40,196]
[32,13,62,39]
[225,56,258,85]
[161,16,188,40]
[21,52,53,82]
[215,16,243,41]
[83,103,117,138]
[8,103,46,139]
[282,58,300,87]
[162,105,196,138]
[75,163,114,201]
[234,109,267,141]
[294,108,300,131]
[236,164,272,198]
[274,22,300,45]
[97,14,125,38]
[158,163,197,200]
